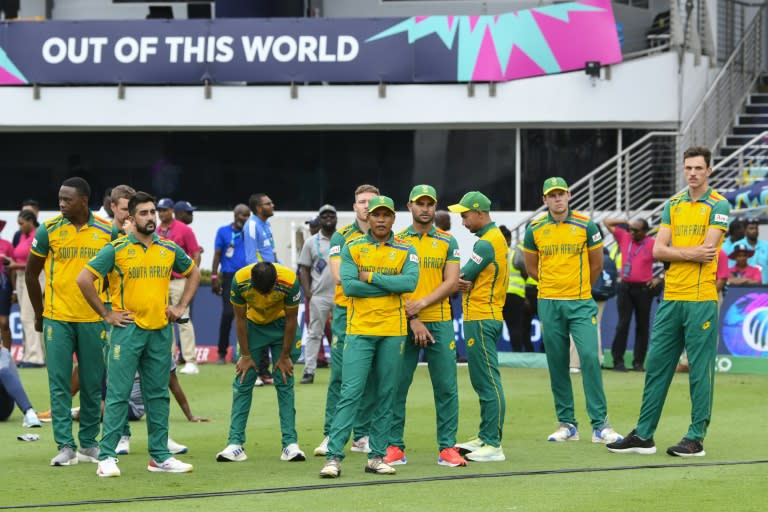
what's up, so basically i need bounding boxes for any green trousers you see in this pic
[226,318,301,448]
[636,300,718,442]
[99,323,173,462]
[464,319,506,447]
[390,321,458,451]
[327,334,405,460]
[44,319,107,451]
[322,305,375,438]
[538,299,608,430]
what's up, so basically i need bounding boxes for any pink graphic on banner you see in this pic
[0,67,25,85]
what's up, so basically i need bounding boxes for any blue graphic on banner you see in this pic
[721,289,768,357]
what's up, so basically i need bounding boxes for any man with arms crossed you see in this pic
[449,191,508,462]
[319,196,418,478]
[384,185,466,467]
[314,185,378,457]
[78,191,200,477]
[215,261,306,463]
[524,178,622,445]
[26,177,117,466]
[608,146,729,457]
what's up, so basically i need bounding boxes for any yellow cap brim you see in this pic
[447,204,469,213]
[410,193,437,202]
[543,186,568,196]
[369,205,395,213]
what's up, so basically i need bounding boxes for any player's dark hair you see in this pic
[683,146,712,167]
[633,217,650,231]
[249,193,268,213]
[61,177,91,198]
[128,191,157,216]
[745,218,759,227]
[18,209,39,228]
[21,199,39,209]
[251,262,277,294]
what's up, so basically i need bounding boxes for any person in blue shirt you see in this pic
[211,204,251,364]
[244,193,277,384]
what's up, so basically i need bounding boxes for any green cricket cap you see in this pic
[447,191,491,213]
[408,184,438,202]
[368,195,396,213]
[542,177,569,195]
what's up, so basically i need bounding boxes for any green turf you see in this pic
[3,364,767,511]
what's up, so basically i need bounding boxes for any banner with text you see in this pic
[0,1,622,85]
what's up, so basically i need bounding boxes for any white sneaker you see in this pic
[350,436,371,453]
[51,446,78,466]
[548,423,579,442]
[179,362,199,375]
[592,426,624,444]
[254,376,264,387]
[280,443,306,462]
[364,456,396,475]
[465,444,506,462]
[77,446,100,463]
[116,436,131,455]
[319,458,341,478]
[23,409,41,428]
[216,444,247,462]
[167,438,188,454]
[455,437,484,454]
[97,457,121,478]
[147,456,193,473]
[569,367,581,374]
[314,436,329,456]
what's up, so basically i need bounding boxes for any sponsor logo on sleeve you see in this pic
[32,239,38,248]
[714,214,728,224]
[592,233,602,242]
[453,249,460,258]
[329,246,341,255]
[292,292,301,302]
[470,252,483,264]
[409,254,419,263]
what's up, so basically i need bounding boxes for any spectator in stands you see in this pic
[721,218,745,256]
[0,346,41,427]
[244,193,278,386]
[297,205,337,384]
[10,210,43,367]
[157,198,202,375]
[743,218,768,284]
[211,204,250,364]
[727,243,761,286]
[603,217,661,372]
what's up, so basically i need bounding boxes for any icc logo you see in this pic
[722,293,768,357]
[742,307,768,352]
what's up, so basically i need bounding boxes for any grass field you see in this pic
[3,364,767,511]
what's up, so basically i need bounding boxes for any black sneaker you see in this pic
[606,429,656,454]
[300,373,314,384]
[666,438,705,457]
[632,364,645,372]
[613,363,628,372]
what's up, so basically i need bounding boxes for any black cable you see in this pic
[3,459,767,510]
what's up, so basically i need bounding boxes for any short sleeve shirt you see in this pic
[523,210,603,300]
[297,232,335,297]
[459,222,509,320]
[157,219,201,278]
[230,263,301,325]
[31,213,117,322]
[613,226,655,283]
[85,233,194,330]
[328,221,365,307]
[660,187,729,301]
[214,224,246,274]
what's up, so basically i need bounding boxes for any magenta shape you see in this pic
[0,67,24,85]
[532,0,622,71]
[468,16,481,32]
[744,293,768,314]
[470,25,503,80]
[414,16,428,23]
[502,45,547,80]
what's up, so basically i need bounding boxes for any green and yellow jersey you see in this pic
[660,187,729,301]
[328,221,366,308]
[85,233,194,330]
[31,212,118,322]
[340,232,419,336]
[460,222,509,321]
[523,210,602,300]
[230,263,301,325]
[397,226,459,322]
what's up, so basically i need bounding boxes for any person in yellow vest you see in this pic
[450,191,508,462]
[499,225,533,352]
[524,177,623,445]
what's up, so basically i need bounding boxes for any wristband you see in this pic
[367,272,374,284]
[211,274,219,280]
[407,314,419,321]
[240,354,251,359]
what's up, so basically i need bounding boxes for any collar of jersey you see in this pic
[403,225,437,237]
[475,221,497,237]
[127,232,160,246]
[680,187,714,202]
[364,230,395,245]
